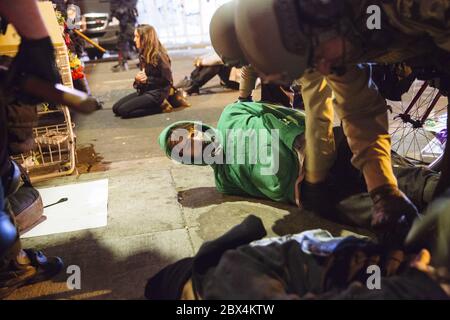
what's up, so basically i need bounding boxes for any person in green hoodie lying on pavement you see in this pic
[159,101,307,206]
[158,101,439,231]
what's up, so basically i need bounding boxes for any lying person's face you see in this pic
[169,128,213,163]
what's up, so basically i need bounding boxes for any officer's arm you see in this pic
[0,0,49,39]
[239,65,258,100]
[0,0,60,95]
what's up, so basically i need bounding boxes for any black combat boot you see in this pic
[0,249,64,299]
[111,61,129,72]
[300,180,337,217]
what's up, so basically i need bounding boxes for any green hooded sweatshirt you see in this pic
[158,102,305,204]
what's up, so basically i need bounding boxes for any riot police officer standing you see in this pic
[110,0,138,72]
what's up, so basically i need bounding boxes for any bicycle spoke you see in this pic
[413,129,423,162]
[392,123,407,150]
[404,127,416,158]
[389,80,447,163]
[417,128,443,162]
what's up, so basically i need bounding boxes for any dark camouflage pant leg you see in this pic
[397,0,450,28]
[0,200,21,272]
[0,104,21,271]
[118,23,135,62]
[392,0,450,52]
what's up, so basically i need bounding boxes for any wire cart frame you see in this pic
[10,44,77,183]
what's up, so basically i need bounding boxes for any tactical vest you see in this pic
[342,0,434,65]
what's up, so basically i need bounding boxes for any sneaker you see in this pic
[0,249,64,299]
[111,62,129,73]
[175,77,192,89]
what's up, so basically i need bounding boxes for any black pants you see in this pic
[191,65,239,90]
[117,23,135,62]
[112,90,166,119]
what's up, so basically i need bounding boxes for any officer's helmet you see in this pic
[212,0,347,83]
[234,0,313,83]
[209,1,247,67]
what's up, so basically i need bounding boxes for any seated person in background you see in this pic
[159,101,439,229]
[175,52,239,96]
[113,24,173,118]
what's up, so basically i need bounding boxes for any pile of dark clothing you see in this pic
[146,198,450,300]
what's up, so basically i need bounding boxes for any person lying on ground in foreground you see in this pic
[159,101,439,233]
[145,191,450,300]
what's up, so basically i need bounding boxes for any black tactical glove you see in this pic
[370,184,421,246]
[300,180,336,217]
[10,36,60,103]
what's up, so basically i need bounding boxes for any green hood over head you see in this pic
[158,121,217,165]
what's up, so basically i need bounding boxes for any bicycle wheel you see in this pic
[389,80,447,164]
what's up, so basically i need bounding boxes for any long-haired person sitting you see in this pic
[113,24,173,118]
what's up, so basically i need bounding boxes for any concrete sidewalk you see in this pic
[7,52,370,300]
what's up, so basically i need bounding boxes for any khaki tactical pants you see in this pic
[300,65,397,191]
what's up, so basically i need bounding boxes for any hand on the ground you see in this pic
[370,184,420,247]
[370,184,420,229]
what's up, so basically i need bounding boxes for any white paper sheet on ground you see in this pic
[421,137,446,161]
[424,114,447,134]
[22,179,109,238]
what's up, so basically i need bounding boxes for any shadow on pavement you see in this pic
[9,232,175,300]
[178,187,374,239]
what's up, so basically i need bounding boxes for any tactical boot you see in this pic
[111,62,129,73]
[0,249,63,299]
[300,180,336,217]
